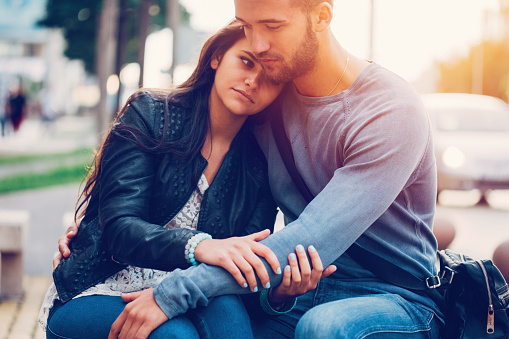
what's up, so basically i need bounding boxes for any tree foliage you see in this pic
[437,39,509,102]
[38,0,190,75]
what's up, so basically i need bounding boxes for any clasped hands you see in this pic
[55,225,336,339]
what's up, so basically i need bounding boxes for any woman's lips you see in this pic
[234,89,254,103]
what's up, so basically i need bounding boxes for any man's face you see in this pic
[234,0,319,84]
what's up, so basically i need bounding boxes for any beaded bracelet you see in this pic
[184,232,212,266]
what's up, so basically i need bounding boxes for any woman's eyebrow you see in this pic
[241,50,258,61]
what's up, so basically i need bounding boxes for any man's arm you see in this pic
[153,88,433,318]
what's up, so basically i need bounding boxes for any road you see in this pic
[0,183,80,276]
[436,190,509,260]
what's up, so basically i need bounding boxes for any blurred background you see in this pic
[0,0,509,338]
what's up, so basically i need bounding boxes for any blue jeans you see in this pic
[46,294,253,339]
[250,278,442,339]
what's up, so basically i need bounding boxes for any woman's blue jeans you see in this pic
[46,294,253,339]
[250,278,442,339]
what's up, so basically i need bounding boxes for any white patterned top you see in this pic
[38,174,210,330]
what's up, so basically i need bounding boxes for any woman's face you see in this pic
[209,37,284,118]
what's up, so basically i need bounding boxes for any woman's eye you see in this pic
[241,57,254,68]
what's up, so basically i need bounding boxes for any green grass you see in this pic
[0,147,94,165]
[0,147,94,194]
[0,163,89,194]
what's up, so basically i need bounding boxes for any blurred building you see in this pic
[482,0,509,40]
[499,0,509,37]
[0,0,86,116]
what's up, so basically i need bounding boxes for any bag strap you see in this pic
[270,107,438,292]
[270,105,314,203]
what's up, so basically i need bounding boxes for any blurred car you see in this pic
[421,93,509,200]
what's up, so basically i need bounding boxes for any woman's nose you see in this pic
[245,70,262,89]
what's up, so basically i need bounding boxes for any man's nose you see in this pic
[247,30,270,55]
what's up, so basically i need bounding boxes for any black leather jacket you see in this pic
[54,91,277,303]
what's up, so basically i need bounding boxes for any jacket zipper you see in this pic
[477,260,495,334]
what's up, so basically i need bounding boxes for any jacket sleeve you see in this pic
[97,93,200,271]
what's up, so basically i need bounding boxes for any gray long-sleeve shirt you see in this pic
[153,62,442,320]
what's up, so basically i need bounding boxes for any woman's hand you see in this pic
[194,229,281,292]
[52,221,80,270]
[269,244,337,304]
[108,288,168,339]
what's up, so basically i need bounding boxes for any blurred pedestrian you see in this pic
[8,83,27,132]
[0,76,8,137]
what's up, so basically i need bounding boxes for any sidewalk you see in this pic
[0,116,97,339]
[0,276,51,339]
[0,116,97,156]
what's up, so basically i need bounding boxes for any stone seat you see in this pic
[0,209,29,300]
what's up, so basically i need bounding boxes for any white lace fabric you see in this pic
[38,174,209,330]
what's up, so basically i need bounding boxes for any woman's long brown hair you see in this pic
[75,21,246,221]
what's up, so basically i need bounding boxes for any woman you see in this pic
[40,21,327,339]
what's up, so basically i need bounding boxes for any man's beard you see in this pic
[260,21,319,84]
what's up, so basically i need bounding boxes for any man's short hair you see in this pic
[294,0,333,12]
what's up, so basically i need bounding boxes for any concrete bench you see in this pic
[0,210,29,300]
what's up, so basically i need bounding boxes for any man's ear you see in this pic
[211,54,220,70]
[314,2,333,33]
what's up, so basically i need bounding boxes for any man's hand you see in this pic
[194,229,281,292]
[108,289,168,339]
[52,222,79,270]
[269,245,337,304]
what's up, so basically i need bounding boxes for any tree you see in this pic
[437,39,509,102]
[38,0,190,75]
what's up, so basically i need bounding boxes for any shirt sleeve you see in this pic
[153,92,434,318]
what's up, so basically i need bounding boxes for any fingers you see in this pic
[65,225,78,239]
[281,265,291,288]
[241,251,267,291]
[243,230,281,276]
[322,264,337,279]
[52,252,62,271]
[288,252,301,286]
[121,291,141,303]
[220,259,250,290]
[133,325,152,339]
[295,245,311,283]
[251,242,281,276]
[57,237,70,258]
[244,229,271,242]
[108,309,127,339]
[308,245,324,284]
[58,226,77,259]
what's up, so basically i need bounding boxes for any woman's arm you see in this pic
[96,95,202,270]
[55,94,282,286]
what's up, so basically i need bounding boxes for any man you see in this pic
[59,1,443,338]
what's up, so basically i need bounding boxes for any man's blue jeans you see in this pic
[251,278,442,339]
[46,294,253,339]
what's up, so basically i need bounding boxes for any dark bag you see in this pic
[270,105,509,338]
[437,250,509,338]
